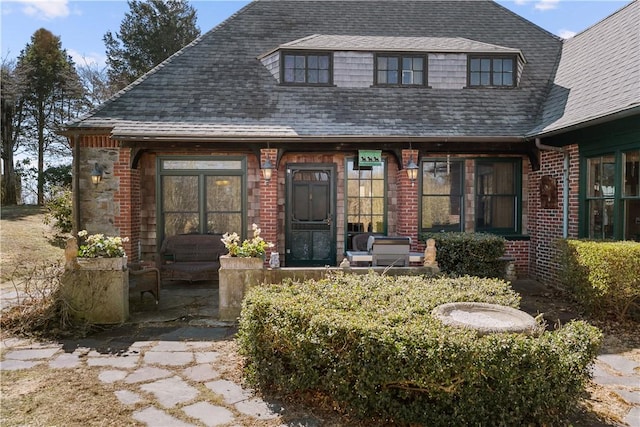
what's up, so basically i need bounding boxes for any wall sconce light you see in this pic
[406,156,418,185]
[90,163,103,185]
[261,158,274,183]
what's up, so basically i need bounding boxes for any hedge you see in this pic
[421,232,506,278]
[238,272,602,426]
[557,239,640,321]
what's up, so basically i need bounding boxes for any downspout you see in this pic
[72,133,81,236]
[535,138,569,238]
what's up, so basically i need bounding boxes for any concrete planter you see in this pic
[62,257,129,324]
[218,255,265,321]
[76,256,127,271]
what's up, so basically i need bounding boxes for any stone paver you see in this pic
[115,389,143,405]
[598,354,640,376]
[206,379,252,404]
[143,350,193,366]
[49,353,81,369]
[0,359,43,370]
[133,406,196,427]
[125,366,173,383]
[195,351,220,363]
[183,364,220,382]
[625,406,640,427]
[182,402,235,426]
[140,376,199,408]
[235,397,282,420]
[4,348,60,360]
[98,369,128,383]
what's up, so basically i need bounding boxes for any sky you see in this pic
[0,0,632,69]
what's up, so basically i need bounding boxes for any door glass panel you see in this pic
[206,175,241,234]
[311,185,329,221]
[163,176,198,211]
[293,184,310,221]
[164,213,199,236]
[162,175,199,236]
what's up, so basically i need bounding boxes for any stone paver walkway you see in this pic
[1,325,308,426]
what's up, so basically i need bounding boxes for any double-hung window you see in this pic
[468,56,515,87]
[475,159,521,234]
[585,149,640,240]
[282,52,332,85]
[420,159,464,232]
[376,54,425,86]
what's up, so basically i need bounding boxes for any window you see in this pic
[421,159,464,232]
[159,157,245,241]
[376,54,425,86]
[282,52,331,84]
[586,149,640,241]
[469,56,515,87]
[475,159,521,233]
[345,158,386,250]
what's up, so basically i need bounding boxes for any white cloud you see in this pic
[18,0,69,20]
[558,29,576,39]
[514,0,529,5]
[68,49,107,68]
[534,0,560,11]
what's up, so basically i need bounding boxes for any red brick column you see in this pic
[259,148,278,258]
[397,149,420,251]
[114,147,140,262]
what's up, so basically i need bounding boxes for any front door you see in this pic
[285,164,336,266]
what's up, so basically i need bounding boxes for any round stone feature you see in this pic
[432,302,539,335]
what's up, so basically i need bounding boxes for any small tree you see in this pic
[104,0,200,90]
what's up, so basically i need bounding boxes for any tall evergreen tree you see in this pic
[1,61,22,205]
[15,28,83,205]
[104,0,200,90]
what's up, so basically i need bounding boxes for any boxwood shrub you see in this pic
[238,272,602,426]
[557,239,640,321]
[421,232,506,278]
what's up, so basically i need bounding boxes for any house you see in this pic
[62,0,639,284]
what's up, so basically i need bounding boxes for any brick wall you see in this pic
[528,144,580,284]
[398,150,419,251]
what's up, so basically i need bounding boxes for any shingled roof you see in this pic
[67,0,563,140]
[531,0,640,137]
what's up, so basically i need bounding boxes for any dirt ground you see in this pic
[1,205,638,426]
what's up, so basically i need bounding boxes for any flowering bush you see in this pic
[222,224,273,258]
[77,230,128,258]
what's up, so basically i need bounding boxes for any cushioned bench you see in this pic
[159,233,227,282]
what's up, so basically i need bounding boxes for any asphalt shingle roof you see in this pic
[531,0,640,136]
[68,0,564,139]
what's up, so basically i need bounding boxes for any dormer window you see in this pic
[375,54,425,86]
[281,52,332,85]
[468,55,516,87]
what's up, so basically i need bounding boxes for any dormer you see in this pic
[259,34,527,89]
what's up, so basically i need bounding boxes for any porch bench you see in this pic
[159,233,227,282]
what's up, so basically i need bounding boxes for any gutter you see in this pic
[535,138,569,238]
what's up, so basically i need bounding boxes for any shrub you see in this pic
[557,239,640,321]
[43,187,72,234]
[421,232,506,278]
[238,273,601,426]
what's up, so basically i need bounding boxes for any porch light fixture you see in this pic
[406,156,419,185]
[90,163,103,185]
[261,158,274,183]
